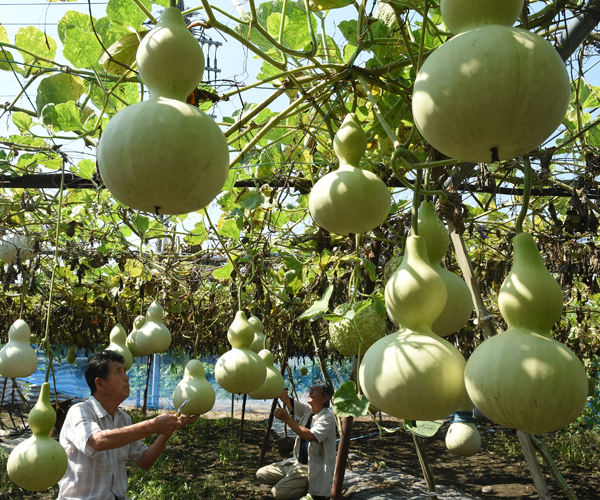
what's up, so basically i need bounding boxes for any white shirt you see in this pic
[291,400,337,497]
[57,396,148,500]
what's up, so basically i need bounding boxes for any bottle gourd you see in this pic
[440,0,524,35]
[0,319,38,378]
[248,350,285,400]
[465,232,588,434]
[135,301,172,356]
[107,323,133,370]
[97,7,229,215]
[126,315,146,358]
[7,382,68,490]
[173,359,215,415]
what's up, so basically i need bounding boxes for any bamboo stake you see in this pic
[141,354,152,416]
[413,433,437,500]
[530,434,579,500]
[331,416,354,500]
[239,394,247,440]
[517,431,552,500]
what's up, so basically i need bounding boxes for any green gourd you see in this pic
[248,316,271,353]
[66,347,76,365]
[126,315,146,358]
[215,311,266,394]
[412,26,570,163]
[97,8,229,215]
[107,323,133,370]
[248,350,285,400]
[465,232,588,434]
[7,382,68,491]
[173,360,215,415]
[445,395,481,457]
[308,114,391,235]
[0,319,38,378]
[328,301,387,356]
[440,0,524,35]
[418,201,473,336]
[135,302,172,355]
[361,235,467,421]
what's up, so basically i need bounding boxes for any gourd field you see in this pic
[2,0,600,498]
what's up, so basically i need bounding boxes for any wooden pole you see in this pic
[239,393,247,440]
[330,415,354,500]
[517,431,552,500]
[141,354,152,416]
[413,433,437,500]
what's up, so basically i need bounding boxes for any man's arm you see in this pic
[135,433,170,470]
[273,407,317,442]
[279,389,293,411]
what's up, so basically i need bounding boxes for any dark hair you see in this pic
[312,380,334,407]
[85,350,125,395]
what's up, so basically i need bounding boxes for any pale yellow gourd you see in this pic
[215,311,266,394]
[0,234,33,264]
[107,323,133,370]
[7,382,68,491]
[248,350,285,400]
[309,114,391,235]
[126,315,146,358]
[135,302,172,355]
[173,360,215,415]
[440,0,524,35]
[248,316,271,353]
[0,319,38,378]
[445,396,481,457]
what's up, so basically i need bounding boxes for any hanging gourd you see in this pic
[248,350,285,400]
[0,234,33,264]
[135,301,172,356]
[126,315,146,358]
[440,0,524,35]
[97,7,229,215]
[106,323,133,370]
[248,316,271,353]
[309,113,391,235]
[412,25,570,163]
[328,301,387,356]
[361,233,467,421]
[7,382,68,491]
[215,311,266,394]
[173,359,215,415]
[445,395,481,457]
[417,201,473,336]
[0,319,38,378]
[66,347,76,365]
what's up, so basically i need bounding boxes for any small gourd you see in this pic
[107,323,133,370]
[417,201,473,336]
[248,316,271,353]
[66,347,76,365]
[328,301,387,356]
[215,311,266,394]
[0,319,38,378]
[440,0,524,35]
[248,350,285,400]
[173,360,215,415]
[445,395,481,457]
[0,234,33,264]
[126,315,146,358]
[465,232,588,434]
[7,382,68,490]
[135,302,172,356]
[309,114,391,235]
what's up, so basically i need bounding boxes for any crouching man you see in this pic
[257,380,336,500]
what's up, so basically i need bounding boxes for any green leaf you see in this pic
[125,259,144,278]
[217,217,242,240]
[213,262,233,280]
[404,420,444,438]
[151,0,170,6]
[51,101,82,132]
[297,285,333,320]
[57,10,94,44]
[332,381,369,418]
[132,214,149,235]
[0,25,16,72]
[361,258,377,281]
[15,26,57,73]
[237,191,265,210]
[63,26,104,69]
[73,159,95,180]
[100,31,149,75]
[184,222,208,246]
[107,0,152,31]
[372,291,387,318]
[36,73,84,116]
[12,112,33,133]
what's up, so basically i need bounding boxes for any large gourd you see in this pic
[465,233,588,434]
[417,201,473,336]
[7,382,68,490]
[0,319,38,378]
[135,301,172,355]
[309,114,391,235]
[215,311,266,394]
[328,301,387,356]
[248,350,285,400]
[106,323,133,370]
[97,7,229,215]
[440,0,523,35]
[360,236,467,421]
[173,359,215,415]
[445,395,481,457]
[412,25,570,163]
[126,315,145,358]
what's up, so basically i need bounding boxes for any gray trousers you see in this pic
[256,461,309,500]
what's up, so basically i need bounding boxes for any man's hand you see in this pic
[152,413,200,436]
[274,407,293,425]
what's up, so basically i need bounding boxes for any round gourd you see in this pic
[309,114,391,235]
[97,96,229,215]
[498,232,564,333]
[412,26,570,163]
[248,350,285,400]
[173,359,215,415]
[137,8,205,101]
[0,319,38,378]
[328,301,387,356]
[107,323,133,370]
[0,234,33,264]
[440,0,524,35]
[126,315,146,358]
[445,396,481,457]
[359,328,467,421]
[66,347,76,365]
[135,301,172,355]
[465,327,588,434]
[7,382,68,491]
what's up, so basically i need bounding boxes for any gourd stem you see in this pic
[131,0,158,24]
[278,0,289,65]
[204,209,242,281]
[170,0,177,8]
[357,73,398,148]
[391,149,448,203]
[43,167,66,384]
[516,157,533,234]
[416,0,429,73]
[411,169,422,237]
